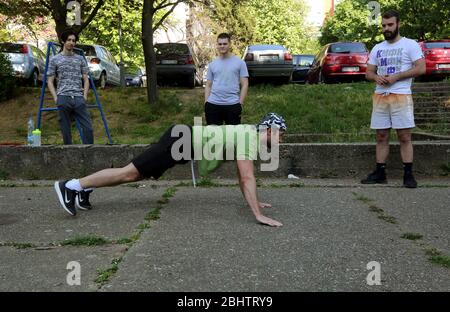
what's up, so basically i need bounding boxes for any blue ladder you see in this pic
[37,41,113,144]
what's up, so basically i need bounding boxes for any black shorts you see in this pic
[131,125,192,179]
[205,102,242,125]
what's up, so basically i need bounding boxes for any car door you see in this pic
[308,49,322,82]
[98,46,113,85]
[103,48,120,85]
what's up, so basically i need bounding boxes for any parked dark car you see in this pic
[243,44,293,84]
[154,43,203,88]
[0,42,46,86]
[307,42,369,84]
[418,40,450,80]
[291,54,314,83]
[125,67,145,87]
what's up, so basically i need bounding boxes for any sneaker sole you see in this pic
[54,182,76,216]
[75,196,92,211]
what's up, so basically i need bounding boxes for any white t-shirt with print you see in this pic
[368,37,424,94]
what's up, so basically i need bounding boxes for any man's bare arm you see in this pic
[236,160,282,227]
[204,80,212,103]
[239,77,249,105]
[366,63,389,86]
[385,58,426,84]
[47,75,58,103]
[83,74,90,100]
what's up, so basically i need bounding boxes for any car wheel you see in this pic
[98,72,106,89]
[187,72,195,89]
[30,69,39,87]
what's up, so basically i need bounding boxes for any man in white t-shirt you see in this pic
[204,33,249,125]
[361,10,425,188]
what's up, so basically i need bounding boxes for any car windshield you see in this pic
[0,43,25,53]
[155,44,190,55]
[294,55,314,66]
[76,45,97,57]
[424,42,450,49]
[330,43,367,53]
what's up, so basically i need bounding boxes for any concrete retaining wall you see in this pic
[1,142,449,180]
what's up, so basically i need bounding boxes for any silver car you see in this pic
[76,44,121,88]
[243,44,294,83]
[0,42,46,87]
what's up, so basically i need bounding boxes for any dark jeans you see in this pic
[204,102,242,125]
[57,95,94,144]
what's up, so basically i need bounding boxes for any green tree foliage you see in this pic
[206,0,256,55]
[398,0,450,40]
[320,0,450,49]
[0,0,106,40]
[80,0,148,68]
[193,0,315,59]
[320,0,396,49]
[248,0,313,54]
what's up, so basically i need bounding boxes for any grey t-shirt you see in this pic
[47,53,89,96]
[206,55,249,105]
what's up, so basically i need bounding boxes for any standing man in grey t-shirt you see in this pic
[48,29,94,145]
[204,33,249,125]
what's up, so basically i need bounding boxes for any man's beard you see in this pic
[383,25,399,40]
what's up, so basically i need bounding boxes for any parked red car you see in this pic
[307,42,369,83]
[419,40,450,79]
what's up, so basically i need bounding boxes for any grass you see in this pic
[368,204,384,213]
[425,248,450,268]
[0,83,375,145]
[2,82,448,144]
[145,207,162,221]
[0,169,9,180]
[1,242,36,249]
[2,81,449,145]
[196,177,221,187]
[401,233,423,240]
[95,258,122,285]
[352,192,373,204]
[377,215,397,224]
[60,235,109,246]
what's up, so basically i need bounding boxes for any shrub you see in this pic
[0,53,16,101]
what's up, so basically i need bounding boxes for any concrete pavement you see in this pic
[0,179,449,291]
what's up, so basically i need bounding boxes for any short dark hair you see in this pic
[382,10,400,23]
[217,33,231,41]
[60,29,79,44]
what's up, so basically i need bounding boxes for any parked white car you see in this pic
[76,44,121,88]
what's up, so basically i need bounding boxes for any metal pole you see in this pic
[118,0,125,87]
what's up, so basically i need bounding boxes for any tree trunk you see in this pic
[51,0,66,40]
[142,0,158,106]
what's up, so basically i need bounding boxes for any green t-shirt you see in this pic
[192,125,258,176]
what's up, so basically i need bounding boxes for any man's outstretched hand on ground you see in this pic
[256,215,283,227]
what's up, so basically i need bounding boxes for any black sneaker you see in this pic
[54,180,77,216]
[76,190,93,210]
[403,173,418,188]
[361,170,387,184]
